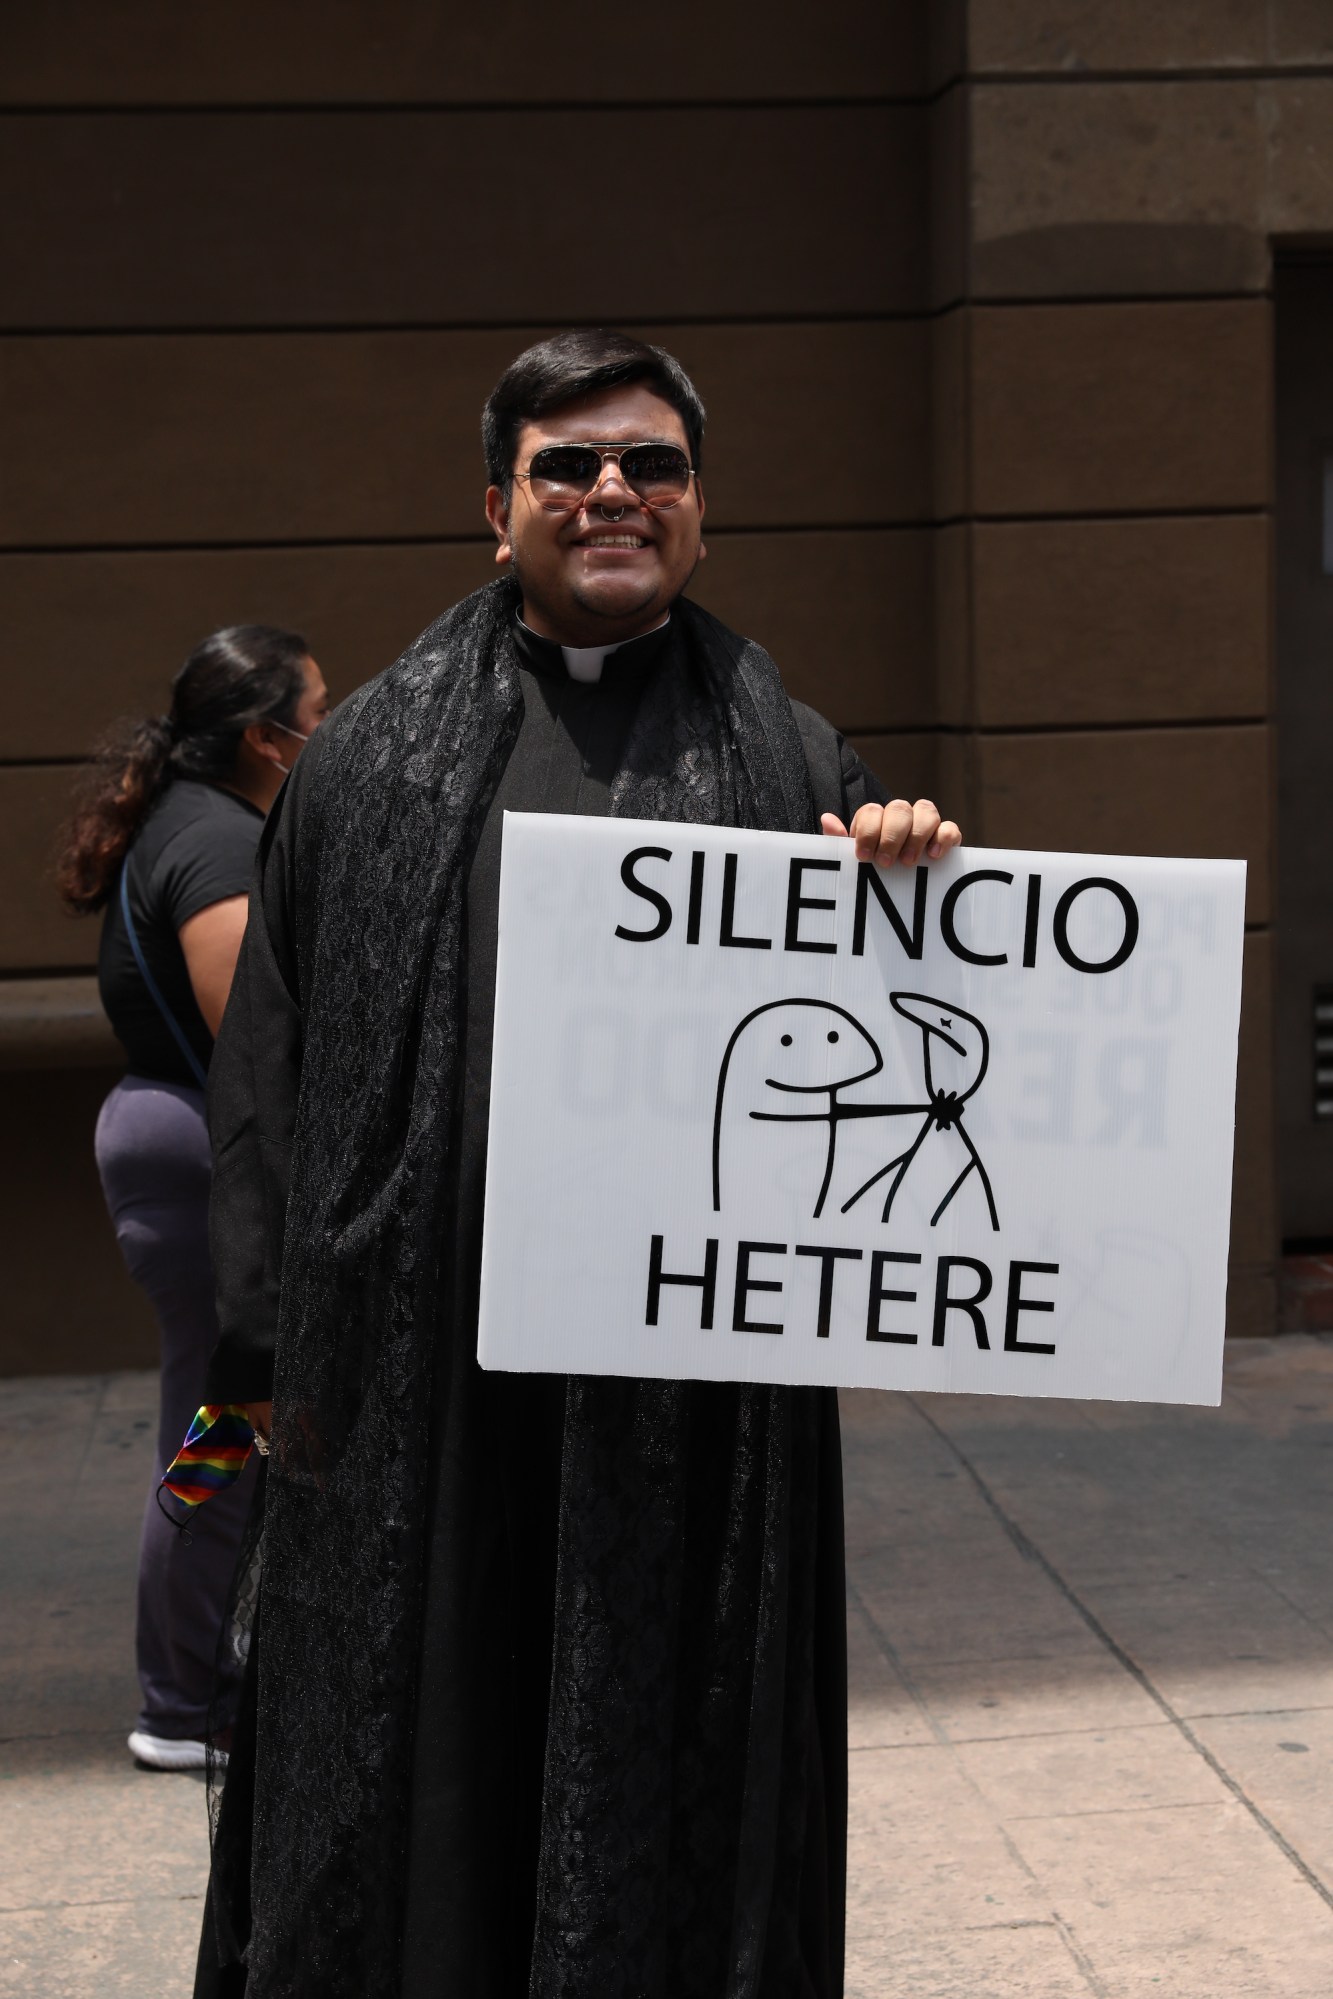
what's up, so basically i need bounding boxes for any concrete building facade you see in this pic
[3,2,1332,1369]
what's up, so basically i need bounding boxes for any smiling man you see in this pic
[196,331,960,1999]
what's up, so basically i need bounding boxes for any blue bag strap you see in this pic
[119,860,209,1090]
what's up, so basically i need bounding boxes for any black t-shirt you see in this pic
[98,778,264,1087]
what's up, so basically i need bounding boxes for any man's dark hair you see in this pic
[482,329,706,495]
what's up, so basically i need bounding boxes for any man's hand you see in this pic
[821,800,961,868]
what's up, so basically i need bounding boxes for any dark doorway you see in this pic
[1276,259,1333,1259]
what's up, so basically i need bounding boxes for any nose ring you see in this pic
[598,505,625,523]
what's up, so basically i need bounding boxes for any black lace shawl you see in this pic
[224,579,840,1997]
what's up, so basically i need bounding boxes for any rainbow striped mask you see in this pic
[157,1404,255,1527]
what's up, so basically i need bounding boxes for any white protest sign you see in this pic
[479,815,1245,1406]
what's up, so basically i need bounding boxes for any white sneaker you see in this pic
[127,1729,208,1771]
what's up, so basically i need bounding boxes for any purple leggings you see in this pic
[96,1075,256,1740]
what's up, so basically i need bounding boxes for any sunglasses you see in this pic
[513,441,695,512]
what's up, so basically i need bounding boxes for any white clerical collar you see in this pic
[561,640,621,684]
[519,615,670,684]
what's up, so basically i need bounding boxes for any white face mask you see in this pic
[270,720,312,773]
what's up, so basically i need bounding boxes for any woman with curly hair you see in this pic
[57,624,328,1771]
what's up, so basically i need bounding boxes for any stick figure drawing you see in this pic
[840,993,999,1231]
[711,1000,884,1221]
[711,991,1000,1231]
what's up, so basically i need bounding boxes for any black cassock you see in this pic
[197,601,887,1999]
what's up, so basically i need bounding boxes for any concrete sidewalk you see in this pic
[3,1345,1332,1997]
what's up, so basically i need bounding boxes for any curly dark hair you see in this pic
[56,623,309,914]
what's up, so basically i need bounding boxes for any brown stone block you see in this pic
[1230,930,1276,1268]
[1271,0,1333,63]
[0,108,927,329]
[0,1068,156,1375]
[932,525,972,727]
[691,531,936,733]
[2,765,98,973]
[968,1,1270,73]
[844,732,943,809]
[0,330,504,546]
[973,724,1270,923]
[931,309,970,523]
[971,82,1266,299]
[0,320,932,549]
[664,320,933,531]
[971,301,1272,517]
[930,86,969,310]
[0,544,497,761]
[1264,80,1333,238]
[971,516,1271,728]
[0,1,930,104]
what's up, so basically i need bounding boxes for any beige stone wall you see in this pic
[5,2,1331,1367]
[0,2,948,1370]
[931,1,1333,1333]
